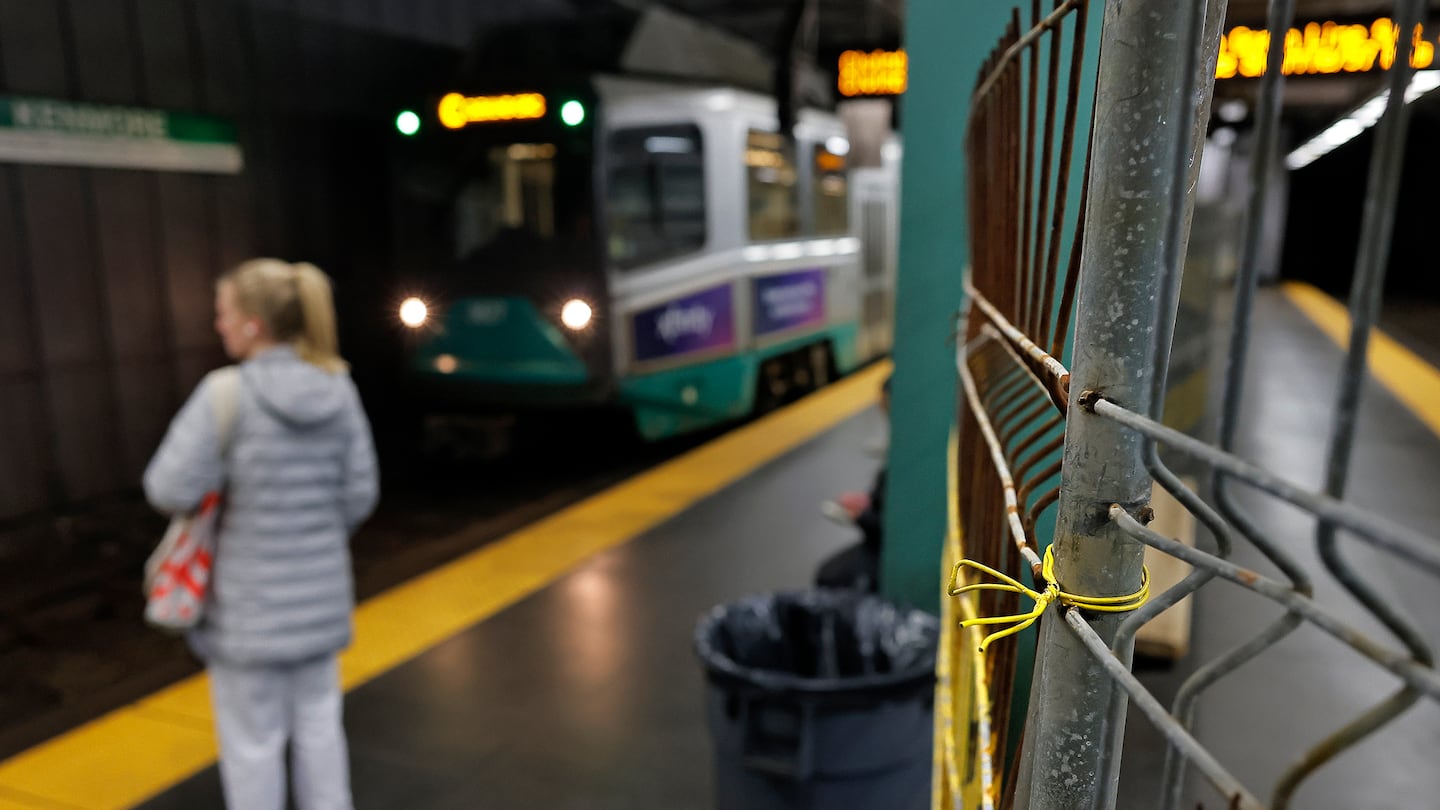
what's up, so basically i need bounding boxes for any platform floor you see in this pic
[1116,287,1440,810]
[136,404,888,810]
[1,285,1437,810]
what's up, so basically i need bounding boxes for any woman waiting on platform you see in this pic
[144,259,378,810]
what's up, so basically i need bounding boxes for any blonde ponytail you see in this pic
[290,263,346,373]
[221,258,348,373]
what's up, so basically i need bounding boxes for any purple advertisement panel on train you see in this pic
[753,269,826,337]
[632,284,736,363]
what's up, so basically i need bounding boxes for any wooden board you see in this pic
[1134,478,1197,660]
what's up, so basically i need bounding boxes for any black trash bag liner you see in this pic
[694,589,939,698]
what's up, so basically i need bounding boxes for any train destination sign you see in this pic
[437,92,547,128]
[1217,17,1436,78]
[838,49,907,97]
[0,96,242,173]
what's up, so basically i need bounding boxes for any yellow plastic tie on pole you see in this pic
[947,546,1150,652]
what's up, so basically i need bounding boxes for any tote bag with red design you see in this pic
[144,367,240,632]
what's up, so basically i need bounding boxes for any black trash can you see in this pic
[693,589,939,810]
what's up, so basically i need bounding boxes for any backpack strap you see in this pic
[209,366,243,456]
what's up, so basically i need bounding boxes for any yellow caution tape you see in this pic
[948,546,1150,652]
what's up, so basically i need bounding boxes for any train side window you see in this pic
[605,125,706,269]
[746,130,800,241]
[812,142,849,235]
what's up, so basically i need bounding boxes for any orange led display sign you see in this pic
[838,49,907,97]
[1217,18,1436,78]
[437,92,546,128]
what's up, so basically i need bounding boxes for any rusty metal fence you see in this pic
[936,0,1440,808]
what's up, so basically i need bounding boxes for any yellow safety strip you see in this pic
[0,361,891,810]
[0,784,79,810]
[1282,281,1440,440]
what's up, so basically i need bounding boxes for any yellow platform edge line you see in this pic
[0,361,891,810]
[1281,282,1440,439]
[0,784,82,810]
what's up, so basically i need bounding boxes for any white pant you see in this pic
[208,655,353,810]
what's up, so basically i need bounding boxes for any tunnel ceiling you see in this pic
[271,0,1431,132]
[276,0,901,60]
[645,0,904,55]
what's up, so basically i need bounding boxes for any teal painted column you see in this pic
[879,0,1020,613]
[879,0,1107,780]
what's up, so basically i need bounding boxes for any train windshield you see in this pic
[450,141,594,263]
[604,125,706,269]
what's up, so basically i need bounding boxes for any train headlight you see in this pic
[400,297,429,328]
[561,299,593,331]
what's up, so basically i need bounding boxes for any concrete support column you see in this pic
[879,0,1015,613]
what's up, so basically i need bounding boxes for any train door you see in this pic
[851,162,899,359]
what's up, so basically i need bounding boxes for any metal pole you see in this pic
[1011,1,1201,807]
[1098,0,1224,803]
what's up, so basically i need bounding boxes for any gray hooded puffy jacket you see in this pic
[144,345,379,665]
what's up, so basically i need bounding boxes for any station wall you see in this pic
[0,0,459,520]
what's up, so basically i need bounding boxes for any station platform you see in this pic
[0,285,1436,810]
[0,364,893,810]
[1116,284,1440,809]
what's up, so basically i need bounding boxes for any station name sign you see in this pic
[0,96,242,173]
[1217,17,1436,78]
[838,49,907,97]
[437,92,546,129]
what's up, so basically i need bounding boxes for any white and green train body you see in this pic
[393,75,898,441]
